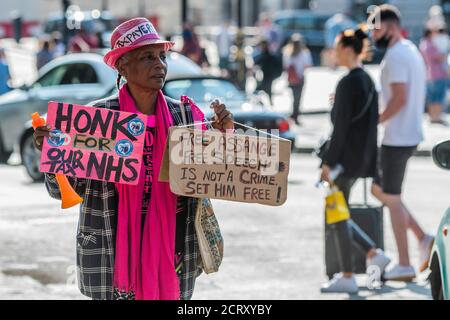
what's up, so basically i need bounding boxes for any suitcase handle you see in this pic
[363,178,368,206]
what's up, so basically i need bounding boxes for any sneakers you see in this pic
[383,264,416,282]
[366,249,391,275]
[321,273,358,294]
[418,234,434,272]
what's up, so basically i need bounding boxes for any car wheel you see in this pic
[21,132,44,182]
[0,127,12,164]
[429,254,444,300]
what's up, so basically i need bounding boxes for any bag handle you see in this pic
[352,84,376,206]
[363,178,368,205]
[350,84,375,124]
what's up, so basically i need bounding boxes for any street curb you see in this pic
[293,147,432,157]
[294,147,316,154]
[413,150,431,157]
[299,110,329,115]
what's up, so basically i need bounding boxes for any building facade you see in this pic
[0,0,444,42]
[0,0,308,35]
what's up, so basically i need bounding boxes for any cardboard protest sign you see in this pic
[165,127,291,206]
[40,101,147,185]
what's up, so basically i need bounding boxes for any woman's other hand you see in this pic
[320,164,331,183]
[210,99,234,130]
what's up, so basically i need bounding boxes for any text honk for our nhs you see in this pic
[40,101,147,185]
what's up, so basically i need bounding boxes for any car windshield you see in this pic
[33,63,99,88]
[164,78,246,105]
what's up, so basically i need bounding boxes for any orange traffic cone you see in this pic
[31,112,83,209]
[55,174,83,209]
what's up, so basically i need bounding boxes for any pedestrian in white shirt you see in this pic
[283,34,312,125]
[368,4,434,282]
[216,21,233,77]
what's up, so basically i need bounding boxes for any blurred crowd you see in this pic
[0,5,450,126]
[36,28,105,70]
[183,13,314,125]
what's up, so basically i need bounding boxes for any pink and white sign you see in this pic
[40,101,147,185]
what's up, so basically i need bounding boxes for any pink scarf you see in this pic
[114,85,179,300]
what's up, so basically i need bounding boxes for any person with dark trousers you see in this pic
[283,33,312,125]
[254,39,280,104]
[320,28,391,294]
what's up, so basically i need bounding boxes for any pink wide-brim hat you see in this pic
[104,17,175,69]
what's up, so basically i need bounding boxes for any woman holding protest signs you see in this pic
[33,18,233,300]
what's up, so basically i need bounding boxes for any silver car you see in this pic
[0,52,203,180]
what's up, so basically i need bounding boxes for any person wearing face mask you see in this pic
[420,26,448,124]
[368,5,434,282]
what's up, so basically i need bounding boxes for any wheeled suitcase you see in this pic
[325,180,384,279]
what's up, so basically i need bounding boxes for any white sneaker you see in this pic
[366,249,391,275]
[383,264,416,282]
[321,273,358,294]
[418,234,434,272]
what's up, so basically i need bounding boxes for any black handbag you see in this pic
[316,85,375,161]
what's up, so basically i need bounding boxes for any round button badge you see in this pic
[127,118,145,137]
[115,139,134,157]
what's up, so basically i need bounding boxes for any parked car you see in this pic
[0,53,116,165]
[429,140,450,300]
[3,52,203,180]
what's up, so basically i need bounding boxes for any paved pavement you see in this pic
[1,153,447,300]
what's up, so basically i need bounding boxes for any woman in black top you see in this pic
[320,28,391,294]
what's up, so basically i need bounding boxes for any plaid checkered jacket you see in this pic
[44,95,203,300]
